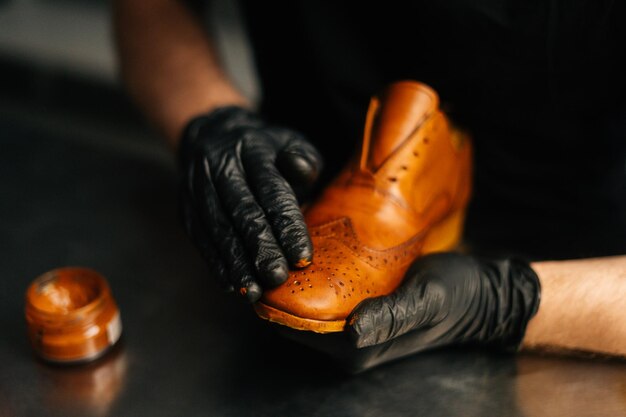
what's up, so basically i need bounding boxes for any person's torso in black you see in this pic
[239,0,626,260]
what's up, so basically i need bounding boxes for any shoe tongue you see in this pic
[362,81,438,171]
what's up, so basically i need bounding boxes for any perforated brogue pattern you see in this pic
[309,218,425,270]
[281,217,425,307]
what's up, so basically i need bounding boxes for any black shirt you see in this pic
[239,1,626,260]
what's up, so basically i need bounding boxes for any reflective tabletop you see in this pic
[1,114,625,417]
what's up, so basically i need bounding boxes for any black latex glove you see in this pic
[345,253,541,370]
[179,106,323,302]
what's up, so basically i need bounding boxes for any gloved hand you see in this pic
[178,106,323,302]
[345,253,541,370]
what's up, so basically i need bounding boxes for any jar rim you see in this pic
[25,267,111,323]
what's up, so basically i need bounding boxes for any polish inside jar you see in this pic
[25,267,122,364]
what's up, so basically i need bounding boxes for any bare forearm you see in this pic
[113,0,249,146]
[523,256,626,356]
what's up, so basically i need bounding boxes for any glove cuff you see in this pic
[485,257,541,352]
[178,106,260,166]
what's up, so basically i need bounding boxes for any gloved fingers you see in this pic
[273,130,323,198]
[195,157,262,302]
[179,187,233,292]
[210,152,289,288]
[241,137,313,268]
[346,278,447,349]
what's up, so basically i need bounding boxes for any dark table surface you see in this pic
[1,112,626,417]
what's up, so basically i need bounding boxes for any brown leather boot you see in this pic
[254,81,472,333]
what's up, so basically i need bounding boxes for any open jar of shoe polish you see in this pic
[25,267,122,364]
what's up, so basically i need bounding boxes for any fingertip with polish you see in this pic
[289,245,313,269]
[346,298,390,348]
[347,322,373,350]
[284,239,314,269]
[294,257,312,269]
[240,281,263,303]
